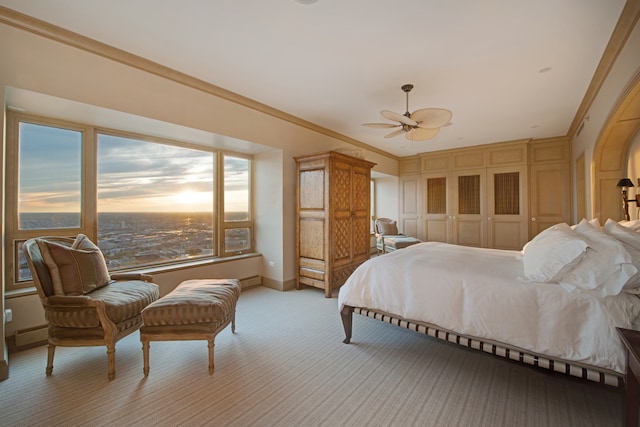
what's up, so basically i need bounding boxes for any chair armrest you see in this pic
[110,273,153,282]
[45,295,93,306]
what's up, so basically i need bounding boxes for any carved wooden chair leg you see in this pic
[208,339,215,375]
[46,344,55,376]
[106,343,116,381]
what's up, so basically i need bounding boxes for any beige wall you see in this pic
[625,132,640,219]
[0,20,398,375]
[571,17,640,222]
[374,176,400,223]
[1,83,7,379]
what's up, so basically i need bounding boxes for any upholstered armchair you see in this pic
[374,218,422,254]
[22,235,159,380]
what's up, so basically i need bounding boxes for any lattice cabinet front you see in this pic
[295,151,375,297]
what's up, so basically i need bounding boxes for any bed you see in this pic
[338,219,640,387]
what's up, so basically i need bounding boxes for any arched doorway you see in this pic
[593,71,640,222]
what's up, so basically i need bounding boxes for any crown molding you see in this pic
[567,0,640,138]
[0,6,398,161]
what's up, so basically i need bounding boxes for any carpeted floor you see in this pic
[0,286,624,426]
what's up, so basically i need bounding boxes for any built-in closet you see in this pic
[398,138,571,250]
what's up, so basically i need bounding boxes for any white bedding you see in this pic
[338,242,640,373]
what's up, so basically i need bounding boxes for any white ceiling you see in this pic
[0,0,627,158]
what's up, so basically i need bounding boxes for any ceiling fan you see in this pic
[363,84,452,141]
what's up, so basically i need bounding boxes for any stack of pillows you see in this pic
[520,218,640,296]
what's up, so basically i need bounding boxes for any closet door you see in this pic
[451,169,486,247]
[399,175,421,239]
[487,166,528,250]
[529,163,571,237]
[423,173,452,243]
[528,139,571,238]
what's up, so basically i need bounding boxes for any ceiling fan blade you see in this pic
[384,128,406,139]
[411,108,452,129]
[381,110,417,127]
[362,123,400,129]
[405,127,439,141]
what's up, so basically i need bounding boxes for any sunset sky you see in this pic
[18,123,249,214]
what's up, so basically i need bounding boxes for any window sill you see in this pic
[5,253,262,299]
[125,252,262,275]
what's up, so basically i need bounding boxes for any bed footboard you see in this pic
[342,306,623,387]
[340,305,354,344]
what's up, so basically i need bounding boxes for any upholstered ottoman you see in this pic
[380,235,422,253]
[140,279,240,376]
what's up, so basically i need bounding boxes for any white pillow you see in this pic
[521,223,587,283]
[619,219,640,232]
[559,219,637,296]
[570,218,602,230]
[589,218,602,229]
[604,218,640,292]
[606,218,640,249]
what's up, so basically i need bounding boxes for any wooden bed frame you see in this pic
[340,305,623,387]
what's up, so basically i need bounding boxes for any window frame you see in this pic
[4,111,254,292]
[220,153,253,256]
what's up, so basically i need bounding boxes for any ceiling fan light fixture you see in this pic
[363,84,452,141]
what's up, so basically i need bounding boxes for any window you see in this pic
[18,122,82,230]
[222,154,252,255]
[5,112,254,291]
[97,133,216,270]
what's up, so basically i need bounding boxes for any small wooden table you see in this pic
[616,327,640,427]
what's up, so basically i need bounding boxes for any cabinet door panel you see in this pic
[487,166,528,250]
[454,219,484,247]
[529,163,570,237]
[399,176,422,239]
[425,219,449,243]
[423,173,451,243]
[451,169,486,247]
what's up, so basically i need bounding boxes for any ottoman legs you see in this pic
[208,339,214,375]
[142,340,150,377]
[139,279,240,377]
[141,335,219,377]
[140,314,234,377]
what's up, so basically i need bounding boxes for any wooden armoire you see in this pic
[295,151,376,297]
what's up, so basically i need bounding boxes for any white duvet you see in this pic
[338,242,640,373]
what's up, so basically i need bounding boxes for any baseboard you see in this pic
[261,277,297,292]
[14,325,48,348]
[0,343,8,381]
[240,275,262,289]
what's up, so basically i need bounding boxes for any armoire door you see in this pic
[331,160,354,270]
[352,164,372,263]
[451,169,486,247]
